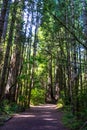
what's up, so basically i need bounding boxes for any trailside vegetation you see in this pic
[0,0,87,129]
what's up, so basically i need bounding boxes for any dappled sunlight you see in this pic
[0,104,68,130]
[42,104,56,108]
[43,118,56,121]
[14,114,36,118]
[31,104,56,109]
[0,0,86,130]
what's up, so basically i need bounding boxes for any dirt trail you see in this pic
[0,104,68,130]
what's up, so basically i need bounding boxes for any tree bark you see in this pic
[0,0,8,43]
[0,0,17,100]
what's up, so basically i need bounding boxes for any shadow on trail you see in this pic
[0,104,68,130]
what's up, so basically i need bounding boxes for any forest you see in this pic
[0,0,87,129]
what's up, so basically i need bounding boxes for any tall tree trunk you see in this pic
[0,1,17,100]
[6,1,25,102]
[47,54,53,101]
[82,0,87,87]
[0,0,8,43]
[54,53,60,101]
[2,0,11,39]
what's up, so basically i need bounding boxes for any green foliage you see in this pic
[10,103,25,113]
[0,114,11,126]
[79,109,87,122]
[0,100,10,114]
[0,100,25,114]
[62,110,82,130]
[19,95,26,103]
[30,88,45,105]
[0,100,25,126]
[62,103,87,130]
[57,98,64,109]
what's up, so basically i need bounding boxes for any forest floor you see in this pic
[0,104,69,130]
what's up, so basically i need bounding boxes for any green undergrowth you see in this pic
[62,109,81,130]
[0,99,25,126]
[0,114,11,126]
[30,88,45,105]
[56,98,64,109]
[57,99,87,130]
[62,106,87,130]
[0,100,25,114]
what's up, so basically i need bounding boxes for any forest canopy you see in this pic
[0,0,87,129]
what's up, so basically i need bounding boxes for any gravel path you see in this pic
[0,104,68,130]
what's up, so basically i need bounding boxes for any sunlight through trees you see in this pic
[0,0,87,129]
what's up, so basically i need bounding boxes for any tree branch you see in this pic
[47,10,87,49]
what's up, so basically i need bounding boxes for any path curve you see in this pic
[0,104,68,130]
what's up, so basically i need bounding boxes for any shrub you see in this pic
[62,110,82,130]
[0,100,25,115]
[30,88,45,105]
[57,98,64,109]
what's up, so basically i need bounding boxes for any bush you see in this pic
[62,110,82,130]
[0,100,10,114]
[0,100,25,115]
[10,103,25,113]
[30,88,45,105]
[57,98,64,109]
